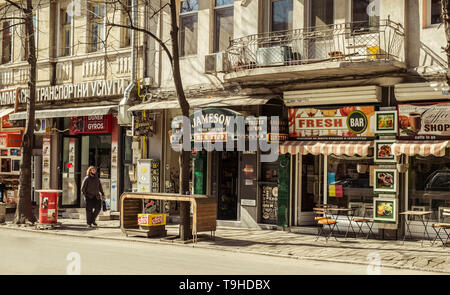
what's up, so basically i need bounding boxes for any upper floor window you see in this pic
[352,0,379,31]
[431,0,441,24]
[180,0,198,57]
[2,21,12,64]
[310,0,333,28]
[213,0,233,53]
[60,9,72,56]
[23,13,37,60]
[119,0,131,48]
[88,3,105,52]
[271,0,292,32]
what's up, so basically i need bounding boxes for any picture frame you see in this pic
[374,111,398,135]
[373,197,397,222]
[374,140,397,163]
[373,168,398,193]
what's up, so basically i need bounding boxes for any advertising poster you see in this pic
[374,140,396,163]
[373,168,398,194]
[42,136,51,189]
[398,102,450,140]
[373,197,397,222]
[374,111,398,135]
[288,106,375,139]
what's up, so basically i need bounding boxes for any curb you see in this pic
[1,225,448,274]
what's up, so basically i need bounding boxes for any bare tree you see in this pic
[106,0,192,240]
[442,0,450,85]
[1,0,38,224]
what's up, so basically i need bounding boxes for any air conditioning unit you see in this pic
[204,52,229,73]
[34,118,53,134]
[256,46,292,66]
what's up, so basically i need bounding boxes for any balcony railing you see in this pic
[225,19,405,73]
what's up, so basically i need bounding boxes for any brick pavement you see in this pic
[1,217,449,274]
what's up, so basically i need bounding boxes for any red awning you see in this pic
[279,141,373,156]
[392,140,449,157]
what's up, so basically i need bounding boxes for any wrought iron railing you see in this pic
[225,19,405,73]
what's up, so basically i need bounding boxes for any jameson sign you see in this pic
[398,102,450,139]
[0,79,127,106]
[289,106,375,139]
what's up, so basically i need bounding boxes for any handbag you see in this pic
[102,200,107,211]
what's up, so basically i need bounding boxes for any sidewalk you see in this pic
[1,217,449,274]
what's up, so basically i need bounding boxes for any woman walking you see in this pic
[81,166,105,228]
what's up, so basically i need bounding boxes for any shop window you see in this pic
[179,0,198,57]
[326,155,377,217]
[22,13,37,60]
[352,0,379,31]
[271,0,293,32]
[2,21,12,64]
[213,0,234,53]
[431,0,441,24]
[120,0,131,48]
[88,3,105,52]
[409,153,450,222]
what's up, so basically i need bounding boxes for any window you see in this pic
[352,0,379,30]
[2,21,12,64]
[60,9,72,56]
[213,0,233,53]
[180,0,198,57]
[120,0,131,47]
[88,3,105,52]
[310,0,333,28]
[271,0,292,32]
[431,0,441,24]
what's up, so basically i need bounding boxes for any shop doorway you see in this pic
[212,151,239,220]
[61,136,80,207]
[296,154,323,225]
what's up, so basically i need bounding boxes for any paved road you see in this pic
[0,230,438,275]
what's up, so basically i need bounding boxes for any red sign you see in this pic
[0,133,22,148]
[2,115,13,128]
[70,115,112,134]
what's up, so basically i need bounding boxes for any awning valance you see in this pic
[128,96,280,112]
[280,141,373,156]
[9,105,118,120]
[0,108,14,118]
[392,140,449,157]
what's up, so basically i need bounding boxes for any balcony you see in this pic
[224,19,406,84]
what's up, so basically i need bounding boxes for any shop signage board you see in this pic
[70,115,112,134]
[374,110,398,135]
[373,168,398,194]
[374,140,397,164]
[398,102,450,140]
[373,197,397,223]
[288,106,375,139]
[132,112,155,137]
[138,213,166,226]
[42,136,51,189]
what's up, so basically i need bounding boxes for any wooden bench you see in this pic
[120,192,217,243]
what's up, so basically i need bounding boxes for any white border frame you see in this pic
[373,196,397,222]
[374,139,397,163]
[374,110,398,135]
[373,168,398,193]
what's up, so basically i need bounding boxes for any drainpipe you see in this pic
[118,0,138,125]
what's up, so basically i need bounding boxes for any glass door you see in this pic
[297,154,323,225]
[62,136,80,207]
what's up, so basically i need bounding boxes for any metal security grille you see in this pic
[225,19,404,72]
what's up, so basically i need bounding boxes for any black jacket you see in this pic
[81,175,104,200]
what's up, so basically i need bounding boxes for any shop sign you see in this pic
[138,213,166,226]
[70,115,112,134]
[189,108,242,143]
[288,106,375,139]
[132,112,155,137]
[374,110,398,135]
[398,102,450,140]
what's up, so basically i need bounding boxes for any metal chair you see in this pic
[351,205,376,239]
[314,207,338,243]
[431,209,450,247]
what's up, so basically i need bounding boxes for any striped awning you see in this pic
[279,141,373,156]
[392,140,449,157]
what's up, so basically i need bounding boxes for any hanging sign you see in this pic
[289,106,375,139]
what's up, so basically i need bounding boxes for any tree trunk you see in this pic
[14,0,37,224]
[442,0,450,85]
[169,0,191,240]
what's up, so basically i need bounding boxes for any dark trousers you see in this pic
[85,198,101,225]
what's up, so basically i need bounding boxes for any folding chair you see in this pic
[431,209,450,247]
[352,206,376,239]
[314,207,338,243]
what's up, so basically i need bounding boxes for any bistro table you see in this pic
[399,211,433,247]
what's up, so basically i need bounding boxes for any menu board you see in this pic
[398,102,450,139]
[261,185,278,224]
[289,106,375,139]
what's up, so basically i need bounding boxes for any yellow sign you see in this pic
[138,213,166,227]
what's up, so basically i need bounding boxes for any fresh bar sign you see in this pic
[289,106,375,139]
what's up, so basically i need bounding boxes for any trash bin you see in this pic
[36,190,62,224]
